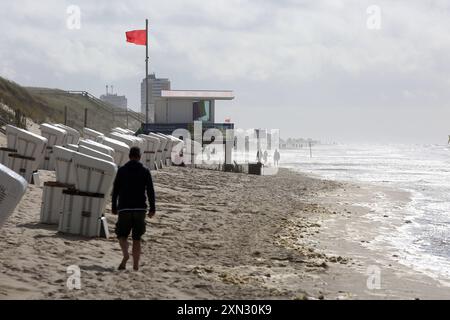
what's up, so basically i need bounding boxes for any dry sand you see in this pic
[0,136,448,299]
[1,167,340,299]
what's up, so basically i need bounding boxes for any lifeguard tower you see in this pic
[141,89,235,168]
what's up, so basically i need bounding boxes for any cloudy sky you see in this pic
[1,0,450,143]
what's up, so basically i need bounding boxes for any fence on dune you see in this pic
[66,91,145,126]
[29,89,145,132]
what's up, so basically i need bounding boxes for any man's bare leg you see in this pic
[118,238,130,270]
[132,240,141,271]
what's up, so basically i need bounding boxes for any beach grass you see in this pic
[0,76,136,132]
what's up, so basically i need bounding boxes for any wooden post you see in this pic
[224,129,234,171]
[64,105,68,125]
[15,110,19,127]
[84,108,88,128]
[256,129,261,162]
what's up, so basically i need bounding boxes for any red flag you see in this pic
[126,30,147,45]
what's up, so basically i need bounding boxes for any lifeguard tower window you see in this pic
[193,100,211,122]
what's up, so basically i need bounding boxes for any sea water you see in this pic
[281,144,450,285]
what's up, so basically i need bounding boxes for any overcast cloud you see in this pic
[1,0,450,143]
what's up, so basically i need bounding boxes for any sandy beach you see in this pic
[1,153,448,300]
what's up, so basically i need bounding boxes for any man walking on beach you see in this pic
[112,147,156,271]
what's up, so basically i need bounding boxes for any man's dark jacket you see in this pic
[112,160,155,213]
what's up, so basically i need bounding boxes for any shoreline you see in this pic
[0,165,448,299]
[295,173,450,299]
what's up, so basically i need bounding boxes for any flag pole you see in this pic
[145,18,149,125]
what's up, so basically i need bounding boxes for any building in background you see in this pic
[141,73,171,122]
[100,85,127,109]
[153,90,234,124]
[143,89,235,137]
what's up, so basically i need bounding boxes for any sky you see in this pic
[1,0,450,144]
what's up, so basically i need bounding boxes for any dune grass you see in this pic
[0,76,141,133]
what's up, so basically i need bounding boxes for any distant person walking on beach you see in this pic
[274,149,280,167]
[112,147,156,271]
[263,150,268,164]
[256,149,262,163]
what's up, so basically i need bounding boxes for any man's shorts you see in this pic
[115,210,147,241]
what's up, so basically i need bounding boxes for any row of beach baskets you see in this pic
[0,124,185,237]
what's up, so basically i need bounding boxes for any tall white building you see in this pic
[141,74,171,122]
